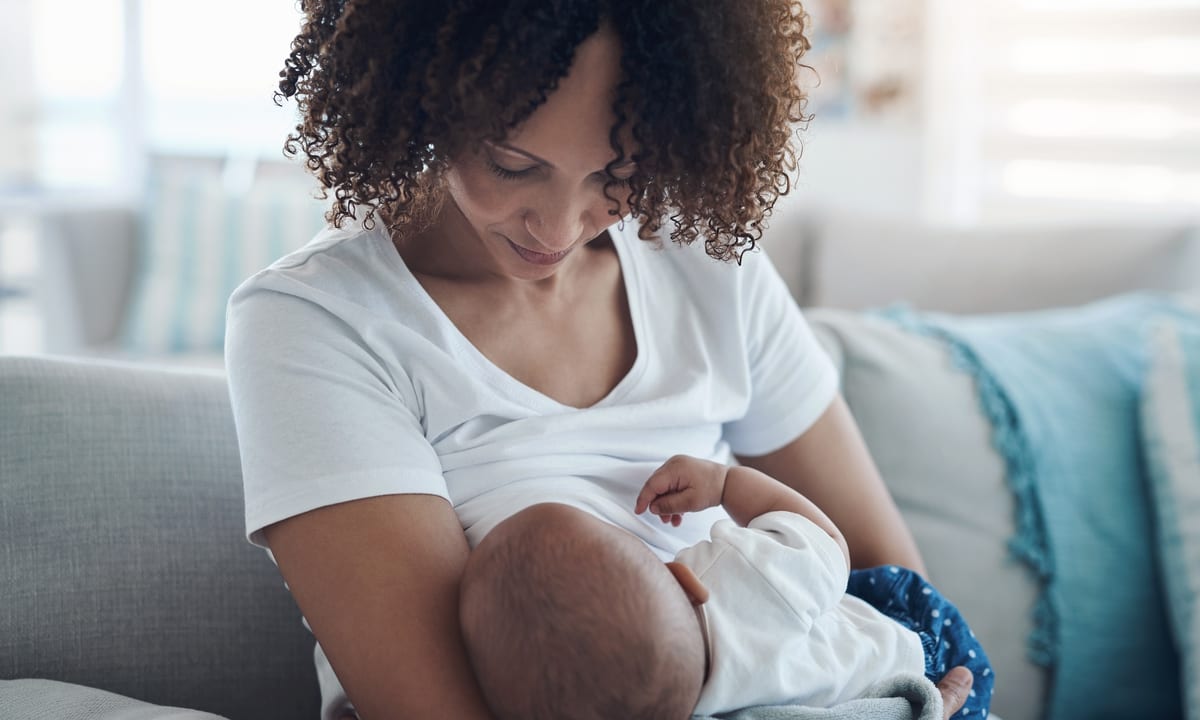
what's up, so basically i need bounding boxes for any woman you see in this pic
[225,2,973,718]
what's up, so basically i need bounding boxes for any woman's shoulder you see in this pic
[261,222,396,281]
[231,222,415,310]
[223,222,438,398]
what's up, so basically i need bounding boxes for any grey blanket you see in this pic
[2,674,942,720]
[695,674,944,720]
[0,680,226,720]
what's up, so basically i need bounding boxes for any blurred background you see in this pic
[1,0,1198,366]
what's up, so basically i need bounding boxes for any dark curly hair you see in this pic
[278,0,811,261]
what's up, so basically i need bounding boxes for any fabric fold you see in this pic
[693,673,942,720]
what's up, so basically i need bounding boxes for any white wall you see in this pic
[793,122,924,219]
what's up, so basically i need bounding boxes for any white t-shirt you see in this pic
[226,218,839,559]
[681,511,926,715]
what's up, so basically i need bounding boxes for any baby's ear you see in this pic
[665,561,710,605]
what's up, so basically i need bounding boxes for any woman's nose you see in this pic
[524,211,584,252]
[524,195,596,251]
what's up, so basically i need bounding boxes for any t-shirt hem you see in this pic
[245,468,450,548]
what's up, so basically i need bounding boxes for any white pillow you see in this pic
[807,309,1045,720]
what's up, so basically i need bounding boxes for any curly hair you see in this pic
[278,0,811,262]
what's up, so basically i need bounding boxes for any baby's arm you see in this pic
[635,455,850,567]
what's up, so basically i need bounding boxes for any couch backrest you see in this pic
[800,213,1200,313]
[0,356,319,719]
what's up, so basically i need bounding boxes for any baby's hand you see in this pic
[635,455,728,526]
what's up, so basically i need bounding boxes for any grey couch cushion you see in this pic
[808,310,1048,720]
[0,357,318,720]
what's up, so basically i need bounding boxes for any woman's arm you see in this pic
[735,394,927,575]
[263,494,495,720]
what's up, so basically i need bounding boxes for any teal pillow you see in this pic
[124,168,326,355]
[885,294,1188,720]
[1141,314,1200,720]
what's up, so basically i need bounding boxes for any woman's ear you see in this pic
[665,561,710,605]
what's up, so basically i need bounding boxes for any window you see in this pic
[141,0,305,157]
[30,0,128,191]
[22,0,305,193]
[924,0,1200,222]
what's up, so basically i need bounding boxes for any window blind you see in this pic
[928,0,1200,222]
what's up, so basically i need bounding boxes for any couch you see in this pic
[12,174,1197,717]
[0,304,1071,720]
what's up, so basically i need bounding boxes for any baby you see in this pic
[458,455,994,720]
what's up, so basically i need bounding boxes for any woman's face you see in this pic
[441,26,637,282]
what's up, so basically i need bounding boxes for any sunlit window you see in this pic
[33,0,124,100]
[141,0,304,156]
[926,0,1200,221]
[13,0,1200,220]
[26,0,305,192]
[30,0,125,190]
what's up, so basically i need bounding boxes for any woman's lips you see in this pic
[506,238,572,266]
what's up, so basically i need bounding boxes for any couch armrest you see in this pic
[0,356,319,720]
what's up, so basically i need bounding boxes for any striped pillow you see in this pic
[123,169,327,355]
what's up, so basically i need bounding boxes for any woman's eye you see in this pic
[485,156,634,187]
[486,160,531,181]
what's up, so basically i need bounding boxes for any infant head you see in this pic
[460,503,706,720]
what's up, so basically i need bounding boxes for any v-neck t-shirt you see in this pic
[226,218,839,559]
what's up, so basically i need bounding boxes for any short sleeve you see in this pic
[744,511,849,597]
[722,250,839,456]
[681,512,849,622]
[225,281,447,548]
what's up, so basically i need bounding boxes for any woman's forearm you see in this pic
[264,494,496,720]
[736,395,928,575]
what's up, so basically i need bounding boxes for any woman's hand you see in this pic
[937,666,973,719]
[634,454,728,526]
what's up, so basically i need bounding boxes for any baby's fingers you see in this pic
[635,469,683,514]
[648,487,700,517]
[634,483,662,515]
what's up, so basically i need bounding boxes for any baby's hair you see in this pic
[278,0,812,262]
[460,505,703,720]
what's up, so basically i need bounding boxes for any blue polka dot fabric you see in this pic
[847,566,994,719]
